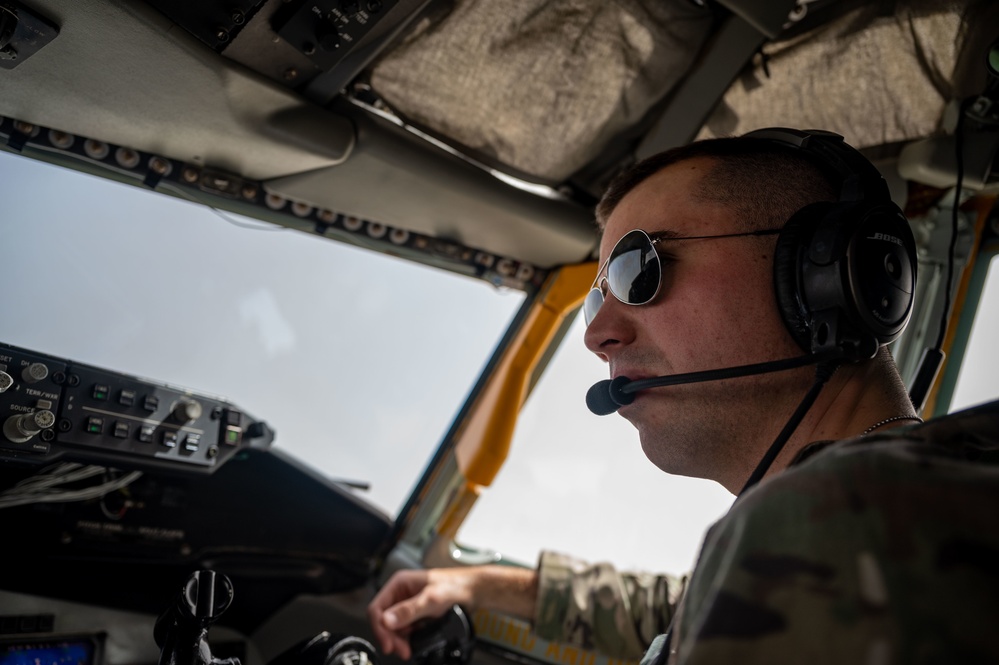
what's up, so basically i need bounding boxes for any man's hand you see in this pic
[368,566,538,660]
[368,568,475,660]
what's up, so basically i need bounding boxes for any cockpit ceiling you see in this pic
[369,1,715,183]
[695,2,970,149]
[367,0,981,185]
[0,0,992,272]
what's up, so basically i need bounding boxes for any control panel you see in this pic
[271,0,399,72]
[139,0,430,102]
[0,342,273,474]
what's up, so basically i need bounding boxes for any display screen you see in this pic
[0,637,99,665]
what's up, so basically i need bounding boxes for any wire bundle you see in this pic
[0,462,142,510]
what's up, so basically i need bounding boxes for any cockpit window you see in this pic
[458,315,734,574]
[951,254,999,411]
[461,258,999,573]
[0,150,525,516]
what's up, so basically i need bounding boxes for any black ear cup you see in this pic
[751,128,918,360]
[773,199,916,358]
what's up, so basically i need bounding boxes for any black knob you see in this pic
[182,570,234,623]
[154,570,240,665]
[315,18,340,51]
[246,421,268,439]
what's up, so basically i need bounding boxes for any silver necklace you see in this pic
[861,415,924,436]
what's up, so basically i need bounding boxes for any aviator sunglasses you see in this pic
[583,227,782,325]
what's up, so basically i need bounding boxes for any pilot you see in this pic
[368,129,999,663]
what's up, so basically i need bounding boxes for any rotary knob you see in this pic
[315,17,341,51]
[22,362,49,384]
[172,398,203,423]
[3,410,56,443]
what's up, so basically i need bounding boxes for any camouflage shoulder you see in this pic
[672,417,999,663]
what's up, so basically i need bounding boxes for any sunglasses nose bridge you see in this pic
[584,277,636,327]
[596,274,609,296]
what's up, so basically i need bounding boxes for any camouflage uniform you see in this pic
[533,399,999,663]
[534,550,686,658]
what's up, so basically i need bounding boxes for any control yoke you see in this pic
[155,572,475,665]
[154,570,240,665]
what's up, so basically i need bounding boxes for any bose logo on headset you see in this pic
[867,232,904,246]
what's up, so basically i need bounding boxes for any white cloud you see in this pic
[238,288,297,357]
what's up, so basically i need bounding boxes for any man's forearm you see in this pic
[472,565,539,620]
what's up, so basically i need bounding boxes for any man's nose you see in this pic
[583,294,635,361]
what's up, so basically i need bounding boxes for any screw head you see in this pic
[149,156,171,175]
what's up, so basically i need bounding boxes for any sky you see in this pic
[0,149,521,514]
[2,148,998,577]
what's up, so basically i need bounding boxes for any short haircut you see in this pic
[595,136,839,232]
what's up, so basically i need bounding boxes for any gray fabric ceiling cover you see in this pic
[370,0,714,182]
[697,1,967,150]
[369,0,979,182]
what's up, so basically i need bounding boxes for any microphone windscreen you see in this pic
[586,380,620,416]
[586,377,635,415]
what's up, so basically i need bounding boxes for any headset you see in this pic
[588,128,920,416]
[587,128,921,494]
[747,127,918,361]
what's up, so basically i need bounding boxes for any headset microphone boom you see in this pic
[585,350,848,416]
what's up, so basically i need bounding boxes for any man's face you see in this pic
[583,158,811,485]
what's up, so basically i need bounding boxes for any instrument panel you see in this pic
[0,342,273,474]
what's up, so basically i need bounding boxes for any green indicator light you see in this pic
[88,425,100,433]
[227,430,239,443]
[96,392,106,400]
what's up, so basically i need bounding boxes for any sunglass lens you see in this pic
[606,230,661,306]
[583,287,604,325]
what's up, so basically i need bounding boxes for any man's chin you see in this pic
[634,416,707,477]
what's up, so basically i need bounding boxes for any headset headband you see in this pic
[742,127,892,204]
